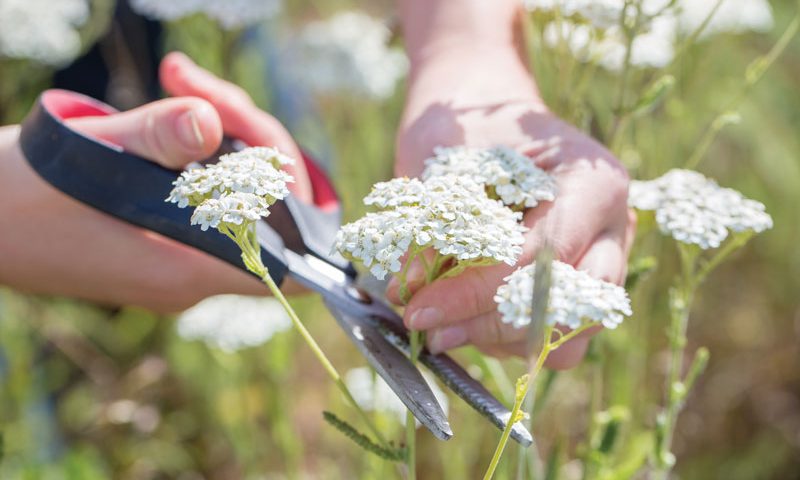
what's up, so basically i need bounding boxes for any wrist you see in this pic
[400,0,524,68]
[404,46,545,113]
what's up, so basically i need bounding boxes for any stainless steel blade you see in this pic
[285,250,532,445]
[353,296,534,447]
[420,351,534,447]
[528,247,554,360]
[324,298,453,441]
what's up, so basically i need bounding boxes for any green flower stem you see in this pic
[656,234,752,476]
[226,224,390,449]
[405,322,425,480]
[685,12,799,170]
[400,248,440,480]
[483,323,596,480]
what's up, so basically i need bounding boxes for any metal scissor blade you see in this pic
[529,247,554,359]
[420,352,534,447]
[324,299,453,441]
[357,299,534,447]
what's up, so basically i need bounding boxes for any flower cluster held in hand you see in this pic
[495,260,632,330]
[628,169,773,249]
[422,146,558,210]
[334,175,527,280]
[167,147,294,231]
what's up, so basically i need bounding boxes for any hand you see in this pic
[0,52,309,312]
[391,47,635,368]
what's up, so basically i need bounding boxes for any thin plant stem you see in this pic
[656,235,751,476]
[483,324,596,480]
[685,12,800,170]
[259,271,390,447]
[230,226,390,448]
[405,329,422,480]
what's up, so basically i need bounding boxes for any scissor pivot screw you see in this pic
[346,285,372,304]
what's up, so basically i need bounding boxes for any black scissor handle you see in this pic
[18,89,344,284]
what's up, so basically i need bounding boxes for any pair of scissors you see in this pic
[19,89,533,446]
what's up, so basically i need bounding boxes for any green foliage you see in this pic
[323,412,406,462]
[2,0,800,478]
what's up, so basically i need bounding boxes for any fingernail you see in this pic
[176,109,204,150]
[429,326,467,354]
[408,307,444,330]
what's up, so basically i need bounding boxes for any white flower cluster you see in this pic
[422,146,558,209]
[495,261,632,330]
[289,11,408,100]
[335,176,527,280]
[176,295,291,352]
[629,169,773,249]
[190,191,271,231]
[0,0,89,66]
[345,366,448,427]
[167,147,294,231]
[130,0,281,29]
[527,0,773,72]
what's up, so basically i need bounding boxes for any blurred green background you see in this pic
[1,0,799,478]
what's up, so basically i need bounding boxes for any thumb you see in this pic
[66,97,223,169]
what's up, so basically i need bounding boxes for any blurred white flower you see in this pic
[345,366,448,427]
[542,16,676,71]
[176,295,291,352]
[524,0,669,29]
[130,0,281,29]
[335,176,527,280]
[677,0,773,38]
[629,169,773,249]
[0,0,89,66]
[289,11,408,100]
[422,146,558,209]
[531,0,773,72]
[495,261,632,330]
[168,146,293,210]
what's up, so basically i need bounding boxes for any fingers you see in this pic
[426,310,524,353]
[386,249,436,304]
[403,263,513,331]
[66,97,223,169]
[574,229,628,285]
[159,52,312,202]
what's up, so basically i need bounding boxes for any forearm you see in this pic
[399,0,521,66]
[398,0,541,117]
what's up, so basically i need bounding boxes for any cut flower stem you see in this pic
[231,225,390,449]
[483,323,595,480]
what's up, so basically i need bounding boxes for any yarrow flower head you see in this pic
[167,146,294,218]
[334,175,527,280]
[422,146,558,210]
[130,0,282,30]
[289,11,408,100]
[190,191,272,231]
[495,260,632,330]
[176,295,291,352]
[0,0,89,66]
[629,169,773,250]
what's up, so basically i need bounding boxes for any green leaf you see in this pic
[322,411,406,462]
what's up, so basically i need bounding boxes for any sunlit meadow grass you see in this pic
[2,1,800,478]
